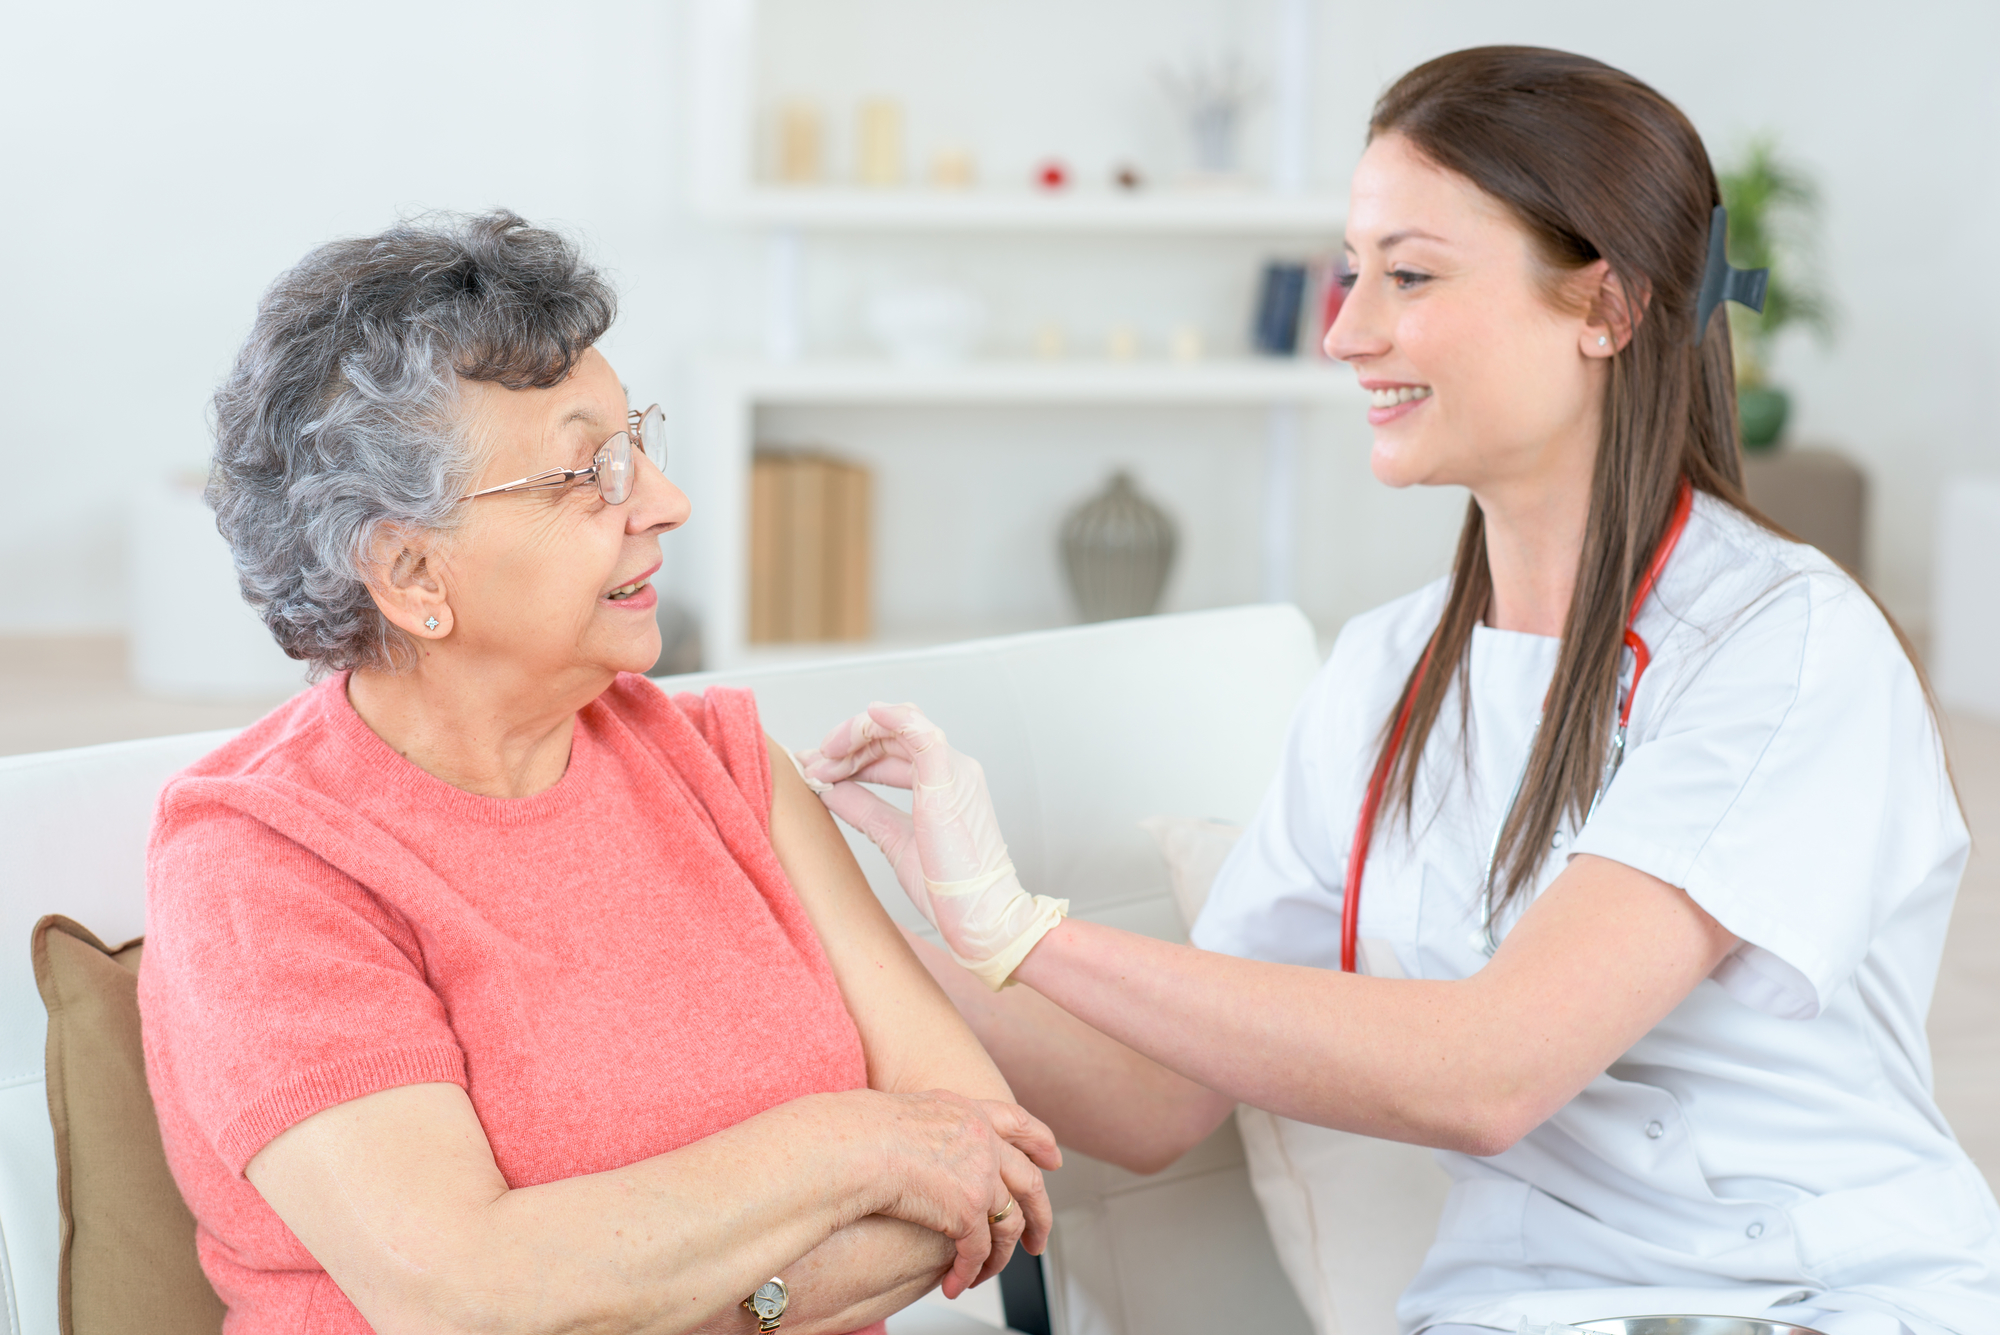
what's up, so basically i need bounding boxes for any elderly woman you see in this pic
[137,211,1057,1335]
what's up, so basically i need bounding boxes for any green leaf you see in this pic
[1716,135,1836,358]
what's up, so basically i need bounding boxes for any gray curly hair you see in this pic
[208,209,617,674]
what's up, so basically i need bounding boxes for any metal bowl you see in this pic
[1575,1318,1829,1335]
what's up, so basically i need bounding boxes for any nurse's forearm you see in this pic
[1012,920,1482,1148]
[905,930,1235,1173]
[1011,855,1738,1156]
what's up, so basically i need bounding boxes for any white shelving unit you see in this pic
[682,0,1346,670]
[682,358,1362,667]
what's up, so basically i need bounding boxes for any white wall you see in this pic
[3,0,1994,639]
[0,0,701,632]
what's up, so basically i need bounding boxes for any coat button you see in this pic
[1746,1222,1765,1239]
[1644,1120,1664,1139]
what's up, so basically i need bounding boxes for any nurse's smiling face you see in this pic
[1327,133,1617,499]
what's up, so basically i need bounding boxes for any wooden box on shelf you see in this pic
[750,451,872,644]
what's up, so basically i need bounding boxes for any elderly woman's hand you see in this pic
[866,1088,1059,1297]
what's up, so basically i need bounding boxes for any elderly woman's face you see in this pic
[446,348,688,680]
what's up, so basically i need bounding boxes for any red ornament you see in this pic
[1035,160,1070,191]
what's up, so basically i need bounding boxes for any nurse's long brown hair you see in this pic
[1362,47,1898,909]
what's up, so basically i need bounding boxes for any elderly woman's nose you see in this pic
[629,453,691,533]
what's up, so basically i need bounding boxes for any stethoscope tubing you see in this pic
[1340,480,1695,972]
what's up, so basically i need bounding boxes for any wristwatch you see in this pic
[742,1277,788,1333]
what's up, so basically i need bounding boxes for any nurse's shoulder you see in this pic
[1654,493,1917,712]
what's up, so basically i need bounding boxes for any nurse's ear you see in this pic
[1580,262,1647,357]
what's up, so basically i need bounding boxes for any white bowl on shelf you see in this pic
[865,287,988,366]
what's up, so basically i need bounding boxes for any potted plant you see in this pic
[1718,138,1835,451]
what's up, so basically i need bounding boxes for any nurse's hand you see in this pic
[798,703,1068,990]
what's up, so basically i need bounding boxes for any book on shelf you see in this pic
[1251,261,1308,355]
[1251,254,1349,359]
[750,451,872,644]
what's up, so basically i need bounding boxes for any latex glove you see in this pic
[798,702,1067,990]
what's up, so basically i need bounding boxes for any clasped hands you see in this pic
[798,702,1067,992]
[874,1088,1059,1299]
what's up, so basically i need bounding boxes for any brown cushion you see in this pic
[32,915,224,1335]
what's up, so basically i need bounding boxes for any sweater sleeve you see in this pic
[668,684,774,826]
[141,795,466,1175]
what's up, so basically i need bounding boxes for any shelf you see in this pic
[704,187,1348,236]
[703,357,1365,406]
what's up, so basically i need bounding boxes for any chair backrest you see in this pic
[661,606,1318,940]
[660,605,1324,1335]
[0,606,1327,1335]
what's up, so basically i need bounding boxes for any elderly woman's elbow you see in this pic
[341,1235,579,1335]
[379,1278,609,1335]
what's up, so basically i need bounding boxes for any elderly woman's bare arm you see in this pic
[247,1077,1046,1335]
[762,736,1059,1262]
[763,735,1040,1105]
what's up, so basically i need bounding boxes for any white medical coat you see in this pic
[1192,495,2000,1334]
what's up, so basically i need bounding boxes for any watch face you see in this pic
[750,1279,787,1319]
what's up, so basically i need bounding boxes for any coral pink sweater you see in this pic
[140,673,885,1335]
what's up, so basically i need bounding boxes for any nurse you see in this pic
[799,46,2000,1335]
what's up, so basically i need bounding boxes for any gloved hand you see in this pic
[798,703,1067,990]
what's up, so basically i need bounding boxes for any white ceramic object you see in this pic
[865,287,988,366]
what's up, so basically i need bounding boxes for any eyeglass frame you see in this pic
[458,403,666,506]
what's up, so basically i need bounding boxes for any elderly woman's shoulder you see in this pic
[600,672,756,737]
[597,674,768,787]
[154,675,374,844]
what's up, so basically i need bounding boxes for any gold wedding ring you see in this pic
[988,1198,1016,1225]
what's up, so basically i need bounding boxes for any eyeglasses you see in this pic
[460,403,666,507]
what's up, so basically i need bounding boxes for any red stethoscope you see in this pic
[1339,480,1695,972]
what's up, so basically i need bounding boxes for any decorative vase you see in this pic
[1060,472,1178,622]
[1739,385,1790,452]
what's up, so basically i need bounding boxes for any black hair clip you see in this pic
[1692,204,1769,345]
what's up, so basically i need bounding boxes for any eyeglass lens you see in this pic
[595,434,634,505]
[635,404,666,469]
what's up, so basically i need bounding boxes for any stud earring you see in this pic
[1598,336,1608,347]
[425,617,440,631]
